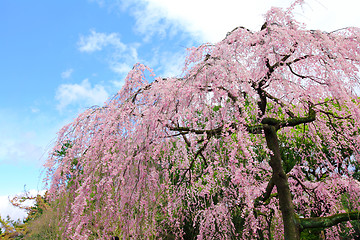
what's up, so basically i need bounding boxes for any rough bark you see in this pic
[300,212,360,229]
[264,124,301,240]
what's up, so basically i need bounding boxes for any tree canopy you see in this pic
[44,2,360,239]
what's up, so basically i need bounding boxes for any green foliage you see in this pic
[24,194,64,239]
[300,228,325,239]
[0,192,65,239]
[0,215,26,239]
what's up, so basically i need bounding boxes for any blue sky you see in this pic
[1,0,359,220]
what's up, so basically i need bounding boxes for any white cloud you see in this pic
[0,190,46,221]
[146,48,186,77]
[0,195,27,221]
[159,52,186,77]
[123,0,360,43]
[30,107,40,113]
[296,0,360,31]
[0,109,57,167]
[110,62,132,75]
[131,1,177,41]
[78,30,141,80]
[121,0,284,43]
[110,49,186,88]
[61,68,74,79]
[0,140,44,165]
[0,129,45,166]
[56,79,109,111]
[84,0,360,89]
[78,30,126,53]
[110,43,140,74]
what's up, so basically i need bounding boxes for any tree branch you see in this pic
[169,122,239,138]
[280,108,316,128]
[300,212,360,229]
[287,64,328,85]
[318,109,352,120]
[169,126,223,137]
[246,124,263,134]
[263,90,295,118]
[255,176,275,207]
[261,108,316,130]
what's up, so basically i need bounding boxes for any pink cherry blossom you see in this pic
[44,2,360,239]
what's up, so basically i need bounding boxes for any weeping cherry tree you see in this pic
[45,2,360,239]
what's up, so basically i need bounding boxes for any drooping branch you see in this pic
[263,90,295,118]
[254,176,275,207]
[177,136,209,187]
[300,212,360,229]
[245,106,316,136]
[288,174,317,198]
[129,77,161,103]
[169,125,223,137]
[223,26,253,42]
[262,176,275,202]
[261,108,316,130]
[168,122,239,138]
[318,109,352,120]
[287,64,328,85]
[280,108,316,128]
[256,48,298,117]
[217,86,239,103]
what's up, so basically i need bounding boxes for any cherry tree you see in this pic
[44,2,360,239]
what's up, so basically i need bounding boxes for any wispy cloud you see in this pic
[110,62,132,76]
[78,29,141,83]
[0,126,45,166]
[121,0,274,43]
[119,0,360,43]
[88,0,105,7]
[55,79,109,111]
[30,107,40,113]
[78,30,126,53]
[145,48,186,77]
[0,109,58,167]
[129,0,177,41]
[110,43,140,74]
[0,141,43,165]
[61,68,74,79]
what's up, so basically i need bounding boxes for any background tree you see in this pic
[44,2,360,239]
[0,190,60,239]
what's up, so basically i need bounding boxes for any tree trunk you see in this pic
[264,124,300,240]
